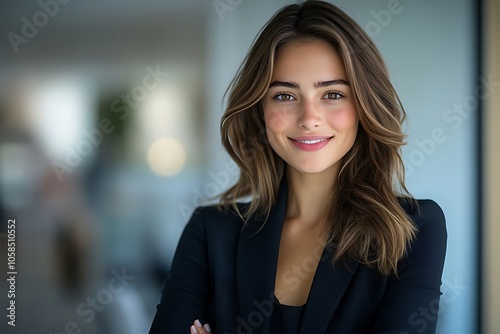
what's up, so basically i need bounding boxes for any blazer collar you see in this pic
[236,179,287,333]
[236,178,358,333]
[299,256,358,333]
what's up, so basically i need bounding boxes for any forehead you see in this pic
[272,39,347,81]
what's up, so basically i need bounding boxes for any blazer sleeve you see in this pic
[370,200,447,334]
[149,208,211,334]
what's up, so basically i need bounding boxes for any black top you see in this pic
[149,179,447,333]
[270,295,306,333]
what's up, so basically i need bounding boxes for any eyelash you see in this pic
[323,91,345,100]
[272,91,345,102]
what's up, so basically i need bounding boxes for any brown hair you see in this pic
[219,0,416,275]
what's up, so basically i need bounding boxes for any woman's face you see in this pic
[262,39,359,177]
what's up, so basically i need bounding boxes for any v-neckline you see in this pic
[235,178,359,333]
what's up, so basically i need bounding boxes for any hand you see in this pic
[190,319,211,334]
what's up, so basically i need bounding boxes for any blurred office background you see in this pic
[0,0,497,333]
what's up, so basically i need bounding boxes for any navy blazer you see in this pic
[149,181,447,334]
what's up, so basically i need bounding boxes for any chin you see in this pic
[287,161,340,176]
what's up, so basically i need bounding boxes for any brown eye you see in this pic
[323,92,344,100]
[274,93,296,101]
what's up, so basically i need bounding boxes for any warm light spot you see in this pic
[147,138,186,176]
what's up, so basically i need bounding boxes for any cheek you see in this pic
[264,108,291,134]
[343,110,359,147]
[327,107,358,132]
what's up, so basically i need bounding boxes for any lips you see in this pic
[295,138,329,144]
[289,136,333,151]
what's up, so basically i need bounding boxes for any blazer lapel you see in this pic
[236,178,359,333]
[236,180,288,333]
[299,254,359,333]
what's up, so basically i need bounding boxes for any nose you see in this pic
[298,100,321,130]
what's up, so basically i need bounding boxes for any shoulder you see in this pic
[397,198,447,280]
[399,198,446,236]
[190,203,249,223]
[185,203,247,236]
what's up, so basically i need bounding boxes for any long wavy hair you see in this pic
[219,0,417,275]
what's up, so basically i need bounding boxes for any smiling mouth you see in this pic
[294,138,330,144]
[290,135,334,143]
[289,136,334,151]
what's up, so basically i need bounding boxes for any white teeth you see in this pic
[297,138,327,144]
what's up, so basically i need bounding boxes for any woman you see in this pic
[149,1,447,333]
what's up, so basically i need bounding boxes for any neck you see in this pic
[285,165,338,229]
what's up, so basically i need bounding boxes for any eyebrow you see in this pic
[268,79,349,89]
